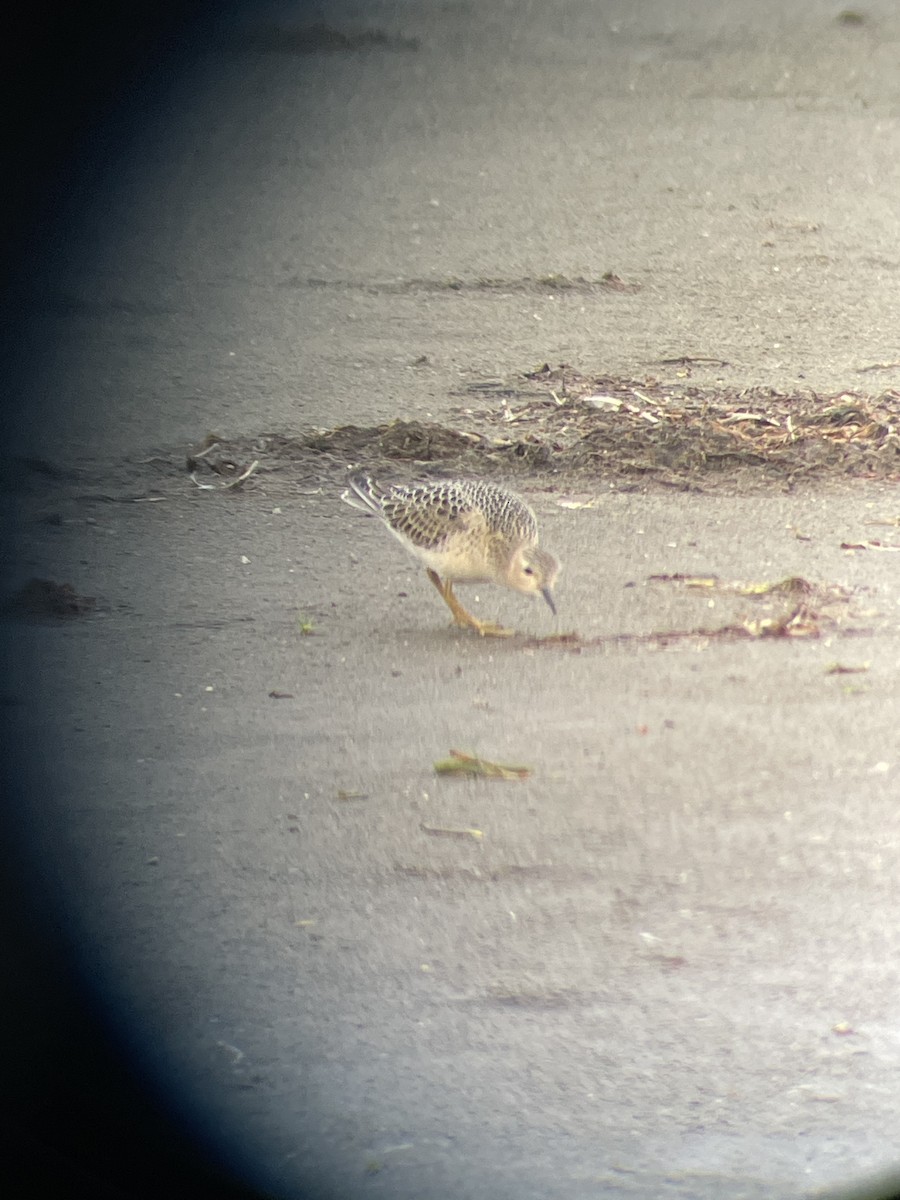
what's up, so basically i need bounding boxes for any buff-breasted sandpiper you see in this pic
[342,473,560,636]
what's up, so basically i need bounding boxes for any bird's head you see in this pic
[507,545,560,614]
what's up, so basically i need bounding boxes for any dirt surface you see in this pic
[4,2,900,1199]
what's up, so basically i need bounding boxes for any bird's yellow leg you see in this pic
[426,570,515,637]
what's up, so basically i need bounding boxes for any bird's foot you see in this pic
[453,614,516,638]
[428,571,516,638]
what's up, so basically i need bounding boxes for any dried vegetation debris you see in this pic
[5,578,96,619]
[433,750,531,780]
[303,421,482,462]
[178,424,484,496]
[518,575,865,652]
[456,365,900,487]
[645,573,856,641]
[296,271,639,296]
[186,434,260,489]
[175,367,900,497]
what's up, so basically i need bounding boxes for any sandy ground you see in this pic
[4,2,900,1198]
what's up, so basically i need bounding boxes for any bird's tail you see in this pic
[340,472,384,515]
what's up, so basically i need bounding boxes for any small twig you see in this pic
[191,441,222,461]
[855,361,900,373]
[653,355,731,367]
[631,389,663,408]
[222,459,260,489]
[420,823,484,841]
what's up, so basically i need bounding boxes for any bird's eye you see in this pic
[523,566,534,576]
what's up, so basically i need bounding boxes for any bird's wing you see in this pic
[341,473,382,515]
